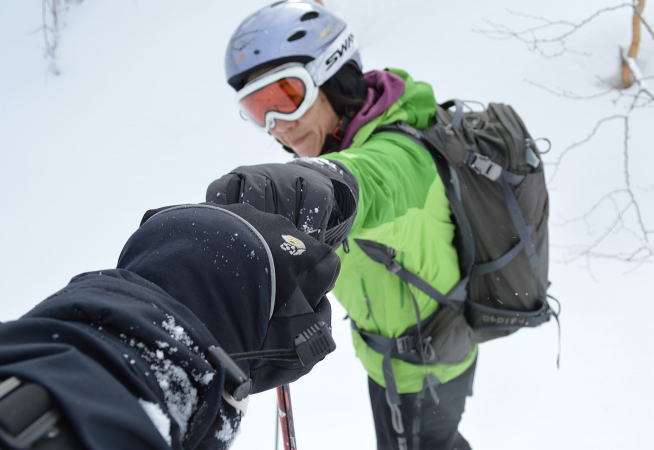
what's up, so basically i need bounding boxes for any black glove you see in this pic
[206,158,358,249]
[223,203,340,393]
[132,202,341,394]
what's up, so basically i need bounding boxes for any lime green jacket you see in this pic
[323,68,477,393]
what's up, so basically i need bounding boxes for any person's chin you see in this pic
[294,139,321,157]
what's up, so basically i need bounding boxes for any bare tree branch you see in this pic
[550,114,652,264]
[525,79,615,100]
[41,0,83,75]
[635,7,654,37]
[473,4,634,57]
[478,4,653,264]
[620,115,649,242]
[42,0,61,75]
[547,115,626,182]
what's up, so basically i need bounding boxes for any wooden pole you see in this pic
[621,0,647,89]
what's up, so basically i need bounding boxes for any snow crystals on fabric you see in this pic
[297,156,343,174]
[152,361,198,437]
[116,314,216,441]
[162,314,193,347]
[214,408,242,449]
[194,370,215,386]
[138,399,172,446]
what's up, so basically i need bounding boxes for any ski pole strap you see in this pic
[354,239,466,312]
[228,349,297,362]
[227,321,336,366]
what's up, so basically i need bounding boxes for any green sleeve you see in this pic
[323,132,438,235]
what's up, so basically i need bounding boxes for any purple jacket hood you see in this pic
[340,70,406,149]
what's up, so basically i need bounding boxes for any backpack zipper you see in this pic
[360,278,381,332]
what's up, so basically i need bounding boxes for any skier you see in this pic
[207,1,477,449]
[0,202,340,449]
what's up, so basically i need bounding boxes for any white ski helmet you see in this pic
[225,0,361,90]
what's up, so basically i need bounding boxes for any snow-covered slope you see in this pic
[1,1,652,449]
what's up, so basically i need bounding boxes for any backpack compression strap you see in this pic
[465,152,540,272]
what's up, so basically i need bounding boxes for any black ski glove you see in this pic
[222,203,340,393]
[206,158,359,249]
[135,203,341,394]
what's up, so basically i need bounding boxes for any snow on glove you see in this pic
[206,158,358,249]
[221,203,341,393]
[135,202,342,394]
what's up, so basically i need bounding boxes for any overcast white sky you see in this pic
[1,1,653,449]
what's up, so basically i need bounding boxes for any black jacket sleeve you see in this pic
[0,203,340,449]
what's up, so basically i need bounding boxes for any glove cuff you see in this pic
[291,158,359,248]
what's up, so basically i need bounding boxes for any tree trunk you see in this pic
[621,0,647,89]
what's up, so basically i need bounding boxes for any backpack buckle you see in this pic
[386,260,402,274]
[395,336,415,354]
[466,152,502,181]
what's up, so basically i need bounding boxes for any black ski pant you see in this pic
[368,359,476,450]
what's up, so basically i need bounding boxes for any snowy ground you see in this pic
[1,1,653,449]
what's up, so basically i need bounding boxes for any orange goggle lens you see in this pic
[238,77,307,127]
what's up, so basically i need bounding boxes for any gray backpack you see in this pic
[354,100,555,374]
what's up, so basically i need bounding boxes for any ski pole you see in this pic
[276,384,297,450]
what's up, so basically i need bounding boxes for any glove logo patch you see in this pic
[280,235,306,256]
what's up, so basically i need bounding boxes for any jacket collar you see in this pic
[340,70,405,149]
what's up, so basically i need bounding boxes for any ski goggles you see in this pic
[236,63,319,130]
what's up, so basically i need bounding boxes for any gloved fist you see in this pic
[133,202,341,395]
[206,158,358,249]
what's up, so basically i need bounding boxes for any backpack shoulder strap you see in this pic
[374,117,476,277]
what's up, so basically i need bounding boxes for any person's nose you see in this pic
[271,118,297,132]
